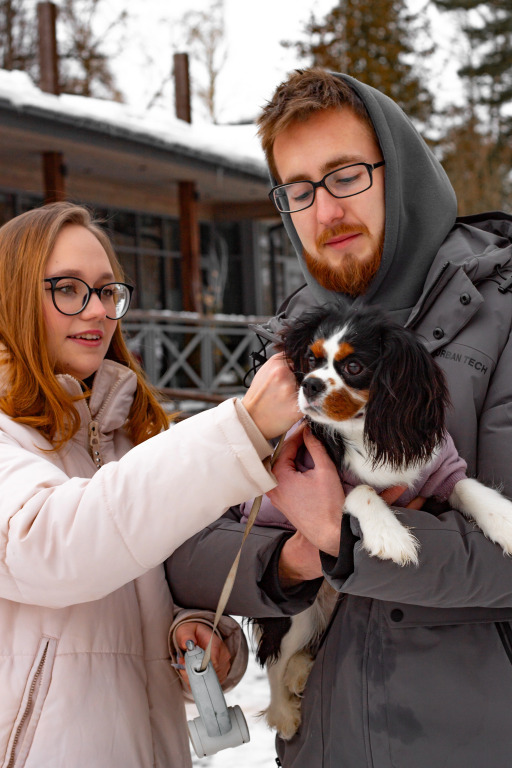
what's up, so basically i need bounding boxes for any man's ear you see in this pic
[364,326,449,469]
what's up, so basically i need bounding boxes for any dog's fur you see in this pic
[254,304,512,740]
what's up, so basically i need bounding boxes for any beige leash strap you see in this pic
[199,433,286,671]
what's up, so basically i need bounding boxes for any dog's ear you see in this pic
[365,324,449,468]
[278,306,333,381]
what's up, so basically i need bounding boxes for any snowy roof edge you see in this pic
[0,70,269,182]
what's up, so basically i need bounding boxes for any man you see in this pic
[168,69,512,767]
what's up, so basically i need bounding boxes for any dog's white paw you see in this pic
[283,650,314,696]
[451,479,512,556]
[362,520,420,566]
[475,508,512,555]
[346,485,420,566]
[263,694,302,740]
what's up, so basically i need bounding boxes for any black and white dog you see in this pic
[255,304,512,740]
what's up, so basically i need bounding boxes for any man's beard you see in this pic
[303,224,384,297]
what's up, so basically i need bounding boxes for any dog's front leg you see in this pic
[450,478,512,554]
[345,484,420,566]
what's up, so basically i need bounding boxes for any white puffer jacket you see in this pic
[0,360,276,768]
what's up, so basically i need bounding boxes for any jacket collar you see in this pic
[58,360,137,434]
[406,218,512,351]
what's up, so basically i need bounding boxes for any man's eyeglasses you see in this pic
[44,277,134,320]
[269,161,385,214]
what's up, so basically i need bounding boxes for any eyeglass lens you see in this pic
[274,163,373,213]
[51,278,131,319]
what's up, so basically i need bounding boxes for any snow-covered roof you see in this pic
[0,69,268,180]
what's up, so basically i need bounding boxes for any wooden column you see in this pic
[37,2,59,95]
[174,52,201,313]
[174,53,192,123]
[42,152,66,203]
[38,3,66,203]
[179,181,202,313]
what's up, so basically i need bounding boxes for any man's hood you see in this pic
[275,73,458,322]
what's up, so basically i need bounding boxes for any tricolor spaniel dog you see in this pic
[252,304,512,740]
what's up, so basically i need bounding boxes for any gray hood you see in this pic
[277,73,458,322]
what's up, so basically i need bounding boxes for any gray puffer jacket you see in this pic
[169,213,512,768]
[167,69,512,767]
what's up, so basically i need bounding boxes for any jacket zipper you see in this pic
[87,377,125,470]
[88,420,103,469]
[495,622,512,665]
[405,261,450,328]
[6,641,49,768]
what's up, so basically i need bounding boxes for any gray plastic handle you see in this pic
[184,642,250,757]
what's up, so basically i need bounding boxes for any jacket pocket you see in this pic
[496,622,512,665]
[2,636,57,768]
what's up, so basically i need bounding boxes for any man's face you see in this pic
[273,108,385,296]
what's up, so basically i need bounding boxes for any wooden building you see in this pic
[0,68,303,318]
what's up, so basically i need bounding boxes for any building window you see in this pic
[97,207,182,312]
[258,222,304,315]
[0,190,267,317]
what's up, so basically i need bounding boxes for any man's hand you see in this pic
[268,425,345,557]
[242,353,301,439]
[279,530,323,587]
[174,622,231,686]
[271,429,426,585]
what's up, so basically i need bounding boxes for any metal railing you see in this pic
[122,309,269,397]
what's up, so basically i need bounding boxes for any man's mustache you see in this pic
[316,223,370,249]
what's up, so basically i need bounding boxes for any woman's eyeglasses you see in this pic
[44,277,134,320]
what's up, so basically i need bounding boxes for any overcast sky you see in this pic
[102,0,463,124]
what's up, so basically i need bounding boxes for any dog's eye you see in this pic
[344,360,363,375]
[305,351,322,370]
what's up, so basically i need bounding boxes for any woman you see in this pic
[0,202,299,768]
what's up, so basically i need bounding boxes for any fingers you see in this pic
[302,426,332,467]
[272,423,306,470]
[174,621,198,651]
[242,354,301,439]
[379,486,425,510]
[174,621,232,685]
[380,485,408,505]
[192,624,232,685]
[407,495,426,510]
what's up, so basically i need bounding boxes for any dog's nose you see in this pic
[302,376,326,400]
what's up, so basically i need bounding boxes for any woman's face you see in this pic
[42,224,117,380]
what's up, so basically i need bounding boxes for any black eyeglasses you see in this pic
[44,276,134,320]
[269,161,385,213]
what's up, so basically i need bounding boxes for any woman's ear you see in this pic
[364,326,449,469]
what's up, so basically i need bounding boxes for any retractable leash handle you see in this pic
[185,641,250,758]
[186,434,286,758]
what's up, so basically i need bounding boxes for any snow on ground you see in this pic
[186,622,279,767]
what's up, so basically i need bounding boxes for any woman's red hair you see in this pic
[0,202,169,447]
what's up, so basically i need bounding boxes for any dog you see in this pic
[252,303,512,740]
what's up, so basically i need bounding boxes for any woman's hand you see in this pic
[174,621,231,686]
[242,353,301,439]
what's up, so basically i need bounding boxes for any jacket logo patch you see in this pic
[434,347,488,375]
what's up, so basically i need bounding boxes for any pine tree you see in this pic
[431,0,511,211]
[431,0,512,140]
[287,0,435,125]
[439,107,511,214]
